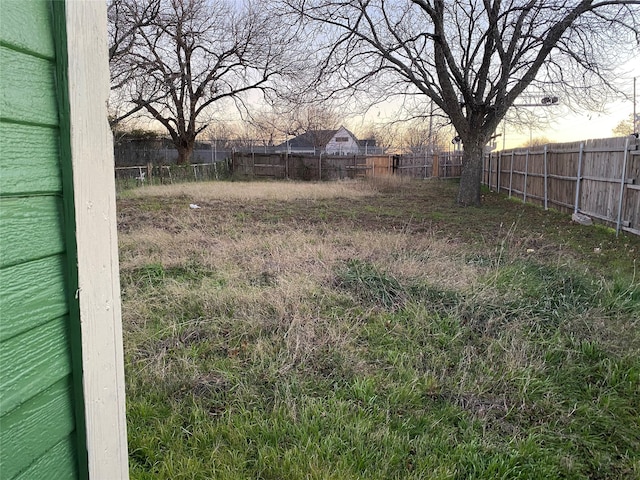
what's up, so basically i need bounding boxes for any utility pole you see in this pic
[634,77,637,135]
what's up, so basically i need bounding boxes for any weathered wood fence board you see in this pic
[231,152,463,181]
[484,136,640,236]
[232,153,371,180]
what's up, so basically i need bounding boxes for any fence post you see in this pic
[487,152,492,189]
[286,153,290,179]
[616,137,630,236]
[543,144,548,210]
[423,151,427,179]
[432,153,439,178]
[523,149,529,203]
[444,153,448,178]
[318,154,322,181]
[508,150,515,198]
[252,151,256,177]
[497,151,501,192]
[574,142,584,214]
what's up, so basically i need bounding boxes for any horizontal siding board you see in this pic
[0,0,55,59]
[0,316,72,417]
[0,46,58,126]
[0,377,75,479]
[14,435,78,480]
[0,196,65,268]
[0,122,62,195]
[0,255,68,342]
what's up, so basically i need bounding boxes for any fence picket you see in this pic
[483,136,640,236]
[616,138,630,236]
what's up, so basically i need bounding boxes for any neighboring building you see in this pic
[1,2,128,478]
[324,126,360,155]
[275,129,336,154]
[357,138,378,155]
[275,126,380,155]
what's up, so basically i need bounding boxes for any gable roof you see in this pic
[278,129,338,149]
[335,125,358,140]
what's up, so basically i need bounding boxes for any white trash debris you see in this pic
[571,212,592,226]
[189,204,201,209]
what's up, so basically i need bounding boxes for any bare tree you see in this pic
[109,0,299,164]
[107,0,161,125]
[289,105,342,136]
[284,0,639,205]
[250,103,343,147]
[353,122,401,153]
[520,136,552,148]
[108,0,160,74]
[401,121,450,155]
[612,114,635,136]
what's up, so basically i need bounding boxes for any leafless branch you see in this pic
[109,0,303,163]
[282,0,640,205]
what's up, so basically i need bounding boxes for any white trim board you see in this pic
[64,1,129,478]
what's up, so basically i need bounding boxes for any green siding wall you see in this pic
[0,1,80,478]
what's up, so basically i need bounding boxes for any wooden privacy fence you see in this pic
[396,151,463,179]
[231,152,463,181]
[232,153,364,180]
[483,136,640,236]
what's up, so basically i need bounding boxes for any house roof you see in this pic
[277,129,338,149]
[275,127,367,150]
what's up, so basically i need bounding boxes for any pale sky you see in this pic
[505,101,632,149]
[504,57,640,148]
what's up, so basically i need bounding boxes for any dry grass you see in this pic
[121,179,378,201]
[120,227,479,290]
[119,179,640,480]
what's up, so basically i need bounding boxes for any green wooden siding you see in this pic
[0,123,62,194]
[0,1,81,478]
[0,378,76,478]
[0,316,73,417]
[13,436,78,480]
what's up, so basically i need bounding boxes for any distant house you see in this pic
[276,129,337,154]
[275,126,379,155]
[324,126,360,155]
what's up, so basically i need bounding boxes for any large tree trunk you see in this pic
[456,138,485,206]
[176,142,194,165]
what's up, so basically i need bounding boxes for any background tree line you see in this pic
[109,0,639,205]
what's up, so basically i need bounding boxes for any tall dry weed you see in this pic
[122,180,377,201]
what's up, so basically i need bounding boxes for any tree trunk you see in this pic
[176,143,194,165]
[456,138,484,206]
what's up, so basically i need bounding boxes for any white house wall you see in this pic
[325,127,359,155]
